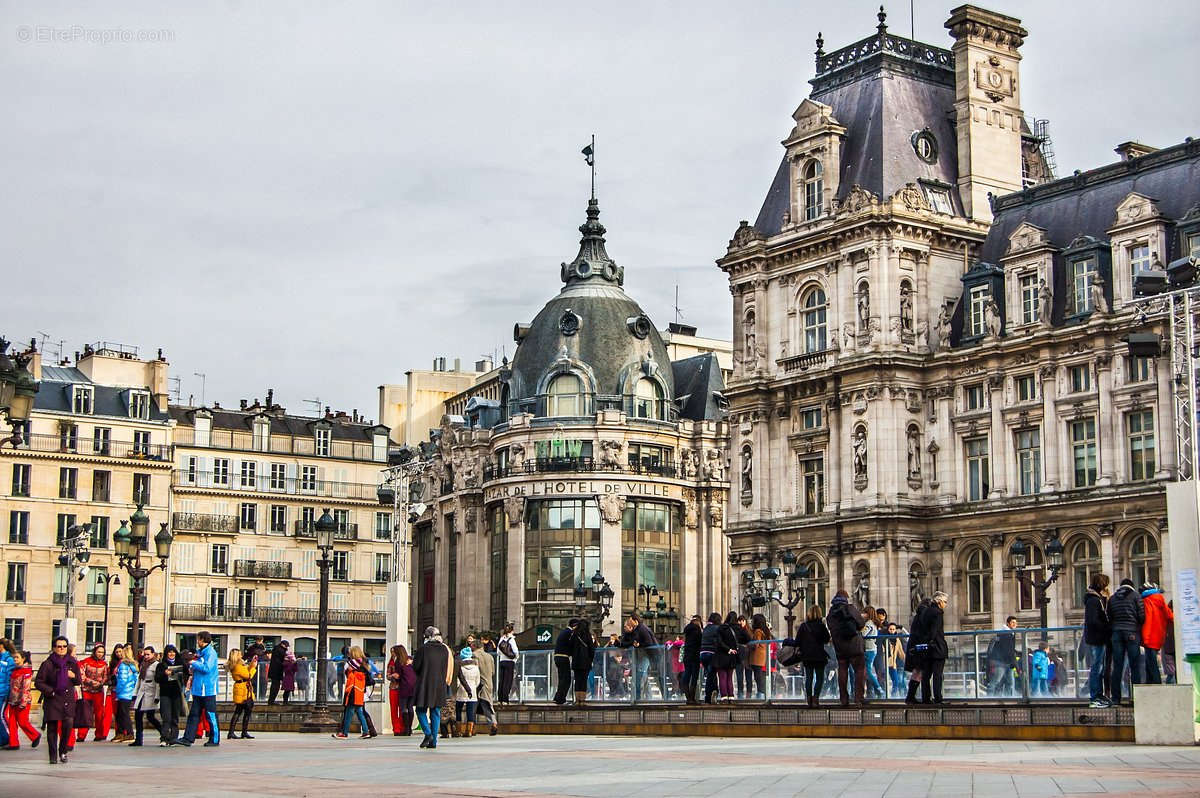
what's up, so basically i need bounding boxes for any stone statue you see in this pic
[509,442,526,472]
[741,445,753,494]
[853,572,871,609]
[1037,278,1051,325]
[900,285,914,333]
[936,304,952,350]
[906,427,921,478]
[843,323,856,351]
[984,300,1001,338]
[1090,278,1110,314]
[743,313,757,366]
[704,448,726,481]
[503,495,524,526]
[682,488,699,528]
[857,285,870,331]
[708,500,723,527]
[598,439,623,470]
[680,448,697,479]
[597,493,627,525]
[852,428,868,479]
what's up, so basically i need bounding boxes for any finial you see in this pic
[877,5,887,32]
[815,31,824,56]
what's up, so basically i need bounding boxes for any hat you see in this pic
[460,647,473,660]
[1142,582,1157,591]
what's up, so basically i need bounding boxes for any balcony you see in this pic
[234,559,293,580]
[172,512,239,534]
[778,350,828,374]
[482,456,678,482]
[172,427,384,464]
[174,471,381,501]
[293,520,358,541]
[7,433,172,461]
[170,602,385,628]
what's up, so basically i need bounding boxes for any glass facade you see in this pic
[621,500,682,621]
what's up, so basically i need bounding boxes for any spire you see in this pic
[877,4,888,33]
[560,198,624,287]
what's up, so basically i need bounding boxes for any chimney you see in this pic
[240,399,248,410]
[475,358,494,373]
[1115,141,1157,161]
[454,357,461,372]
[266,388,274,408]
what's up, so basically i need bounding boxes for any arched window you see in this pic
[1069,537,1101,607]
[803,160,823,221]
[634,378,664,420]
[546,373,584,417]
[1014,538,1044,611]
[802,287,828,353]
[800,556,828,613]
[965,547,991,614]
[1127,530,1161,587]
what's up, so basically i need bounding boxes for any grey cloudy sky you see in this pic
[3,0,1196,420]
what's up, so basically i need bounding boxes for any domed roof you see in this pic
[505,198,674,413]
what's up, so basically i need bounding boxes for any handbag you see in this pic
[74,695,95,728]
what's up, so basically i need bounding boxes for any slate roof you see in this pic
[670,353,727,422]
[979,139,1200,263]
[35,364,170,422]
[169,405,386,443]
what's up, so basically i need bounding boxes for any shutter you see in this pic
[197,456,209,487]
[286,463,297,493]
[177,586,194,604]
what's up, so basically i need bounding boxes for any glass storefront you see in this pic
[621,500,681,632]
[524,499,601,600]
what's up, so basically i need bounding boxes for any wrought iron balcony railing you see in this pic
[169,602,385,627]
[172,512,239,534]
[7,432,172,461]
[233,559,293,579]
[293,520,358,541]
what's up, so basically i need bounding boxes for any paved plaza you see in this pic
[6,732,1200,797]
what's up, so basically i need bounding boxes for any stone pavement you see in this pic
[6,732,1200,797]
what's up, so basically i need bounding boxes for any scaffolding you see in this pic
[1022,117,1058,188]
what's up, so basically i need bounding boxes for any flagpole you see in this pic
[590,133,596,200]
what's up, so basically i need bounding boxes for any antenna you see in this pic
[674,285,684,326]
[38,332,65,363]
[168,376,182,403]
[193,372,206,407]
[911,0,915,40]
[304,397,323,416]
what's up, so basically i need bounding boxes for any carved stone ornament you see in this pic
[598,439,624,469]
[708,501,723,527]
[503,496,524,526]
[682,488,699,528]
[559,308,581,336]
[729,220,766,249]
[842,184,877,214]
[704,448,727,481]
[895,182,929,212]
[597,493,627,525]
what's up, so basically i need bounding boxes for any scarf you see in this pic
[50,652,72,693]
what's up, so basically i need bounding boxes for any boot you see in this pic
[440,722,451,739]
[574,691,587,706]
[228,718,239,740]
[905,679,920,705]
[465,722,475,738]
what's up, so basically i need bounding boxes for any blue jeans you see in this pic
[415,705,441,739]
[182,694,218,744]
[888,667,905,697]
[988,661,1014,697]
[1110,630,1142,702]
[863,650,883,697]
[341,704,369,734]
[632,651,652,702]
[1086,644,1107,701]
[1031,677,1049,696]
[1143,648,1162,684]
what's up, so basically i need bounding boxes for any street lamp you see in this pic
[1009,533,1064,639]
[575,571,613,626]
[94,570,121,646]
[744,556,809,638]
[300,508,340,733]
[0,337,38,448]
[58,524,93,634]
[113,492,172,652]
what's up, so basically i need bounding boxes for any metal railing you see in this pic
[294,520,358,540]
[483,456,678,482]
[233,559,293,579]
[172,512,239,533]
[169,603,385,627]
[8,432,172,461]
[174,471,382,501]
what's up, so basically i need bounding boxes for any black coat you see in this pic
[714,623,740,670]
[620,622,658,649]
[554,627,575,656]
[1083,590,1112,645]
[796,619,831,665]
[155,657,187,717]
[699,622,720,654]
[826,599,866,657]
[682,621,703,663]
[35,655,80,722]
[1107,585,1145,634]
[987,630,1017,667]
[569,629,596,671]
[268,646,287,680]
[912,602,947,661]
[412,639,451,709]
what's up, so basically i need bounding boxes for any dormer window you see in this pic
[634,378,664,420]
[547,373,584,417]
[1128,242,1152,291]
[968,285,989,337]
[315,427,331,457]
[72,386,93,415]
[923,186,953,215]
[803,160,823,221]
[1070,258,1097,315]
[129,391,150,420]
[252,417,270,451]
[194,415,212,447]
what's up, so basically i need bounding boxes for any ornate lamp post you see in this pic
[58,525,92,639]
[113,495,172,652]
[574,571,614,626]
[95,570,121,646]
[300,508,340,732]
[0,337,38,448]
[744,553,809,638]
[1009,535,1065,639]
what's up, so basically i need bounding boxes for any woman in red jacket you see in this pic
[387,645,417,735]
[5,649,41,749]
[76,644,110,742]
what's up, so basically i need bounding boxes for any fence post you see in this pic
[973,632,981,700]
[1021,629,1031,703]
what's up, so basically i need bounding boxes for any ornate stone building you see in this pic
[406,196,731,641]
[718,4,1197,631]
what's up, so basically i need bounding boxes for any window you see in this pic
[1128,242,1152,289]
[89,517,109,548]
[802,288,828,353]
[239,503,257,531]
[4,619,24,649]
[10,463,30,497]
[801,406,823,430]
[59,467,78,499]
[129,391,150,419]
[85,621,105,648]
[195,416,211,447]
[56,513,77,545]
[209,588,227,616]
[374,553,391,582]
[525,499,602,598]
[802,160,823,221]
[240,461,257,488]
[252,418,270,451]
[6,562,26,601]
[620,501,681,615]
[213,458,230,486]
[133,430,151,455]
[965,547,991,614]
[547,373,585,417]
[1015,374,1036,402]
[9,510,29,544]
[1128,531,1161,587]
[1069,364,1091,393]
[1071,418,1098,487]
[333,508,350,531]
[93,427,111,456]
[375,512,392,541]
[1019,274,1039,325]
[270,505,287,533]
[92,470,111,502]
[924,186,953,215]
[1070,538,1101,608]
[332,550,349,581]
[73,385,93,414]
[634,378,664,420]
[86,568,109,605]
[489,505,508,632]
[965,437,990,501]
[1016,429,1041,496]
[801,456,824,514]
[301,506,316,531]
[626,442,673,474]
[236,589,254,617]
[183,456,197,485]
[210,544,229,575]
[300,465,317,492]
[1071,258,1096,314]
[315,427,331,457]
[270,463,286,490]
[1190,233,1200,260]
[968,285,988,337]
[1014,539,1044,611]
[536,438,594,461]
[1128,410,1156,482]
[60,423,78,451]
[132,473,150,503]
[1127,355,1152,383]
[964,383,985,411]
[801,557,828,611]
[53,565,68,604]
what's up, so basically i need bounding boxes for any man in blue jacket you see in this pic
[175,631,220,747]
[0,638,15,747]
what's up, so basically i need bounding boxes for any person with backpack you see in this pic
[497,623,518,704]
[680,615,703,704]
[795,605,832,707]
[826,590,867,706]
[906,592,948,704]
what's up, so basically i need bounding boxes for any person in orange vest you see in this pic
[1140,582,1174,685]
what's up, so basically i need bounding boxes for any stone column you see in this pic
[504,497,526,627]
[827,396,842,512]
[681,490,700,619]
[990,536,1006,629]
[988,373,1008,497]
[1040,365,1059,492]
[599,497,625,639]
[1096,355,1117,486]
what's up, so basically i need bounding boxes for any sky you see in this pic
[3,0,1196,421]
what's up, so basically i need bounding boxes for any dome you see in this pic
[504,198,674,420]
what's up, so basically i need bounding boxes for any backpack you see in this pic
[499,638,516,658]
[833,606,859,640]
[777,639,801,667]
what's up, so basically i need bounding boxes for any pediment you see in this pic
[1112,192,1162,227]
[1004,222,1051,256]
[785,99,843,144]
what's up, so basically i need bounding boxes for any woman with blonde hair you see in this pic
[112,644,138,742]
[332,645,373,740]
[227,648,257,740]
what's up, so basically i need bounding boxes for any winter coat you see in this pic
[412,638,453,709]
[268,645,287,680]
[388,656,418,698]
[34,654,80,722]
[1107,584,1146,635]
[714,623,740,670]
[922,603,947,660]
[8,663,33,710]
[342,658,369,707]
[734,624,752,664]
[133,661,160,710]
[230,660,256,704]
[987,630,1018,667]
[282,655,298,691]
[114,661,138,700]
[682,620,703,663]
[749,628,769,668]
[155,656,187,717]
[570,628,597,671]
[620,621,658,649]
[796,619,831,665]
[455,660,480,702]
[861,619,879,652]
[1031,649,1050,679]
[699,622,721,654]
[1083,590,1111,646]
[79,655,108,693]
[0,650,14,700]
[472,652,494,702]
[189,643,219,697]
[826,597,866,658]
[1141,589,1174,650]
[497,633,519,662]
[553,627,575,656]
[884,636,905,669]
